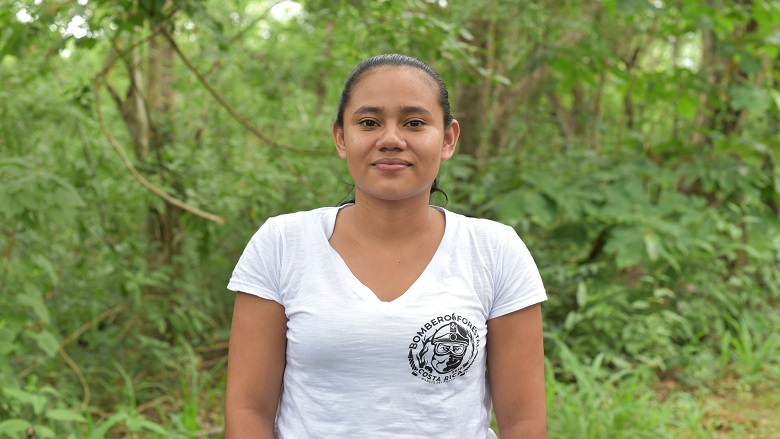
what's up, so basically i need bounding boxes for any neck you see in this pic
[346,192,441,244]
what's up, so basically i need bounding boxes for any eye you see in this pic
[405,119,425,128]
[359,119,379,127]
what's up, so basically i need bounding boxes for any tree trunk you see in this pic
[105,39,149,161]
[719,15,759,137]
[126,47,150,160]
[672,36,680,141]
[148,24,176,153]
[548,90,577,143]
[146,21,182,267]
[315,19,335,117]
[587,67,608,151]
[454,18,492,159]
[691,28,718,146]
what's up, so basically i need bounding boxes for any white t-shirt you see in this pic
[227,205,547,438]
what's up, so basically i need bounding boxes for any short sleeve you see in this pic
[226,219,283,305]
[488,225,547,319]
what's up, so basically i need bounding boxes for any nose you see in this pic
[376,124,406,151]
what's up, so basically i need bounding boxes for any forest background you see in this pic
[2,0,779,437]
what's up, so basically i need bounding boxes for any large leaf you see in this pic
[0,419,30,436]
[30,330,60,358]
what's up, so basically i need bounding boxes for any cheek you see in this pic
[421,133,445,158]
[344,134,366,152]
[423,148,443,166]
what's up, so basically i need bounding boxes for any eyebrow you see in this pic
[352,105,434,117]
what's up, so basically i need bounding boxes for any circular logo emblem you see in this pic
[407,314,480,384]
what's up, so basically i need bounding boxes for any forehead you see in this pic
[347,67,440,109]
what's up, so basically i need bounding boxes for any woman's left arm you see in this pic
[487,303,547,439]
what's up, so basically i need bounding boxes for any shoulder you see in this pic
[442,208,519,242]
[265,206,338,224]
[442,208,535,266]
[440,208,546,317]
[262,206,339,232]
[244,206,340,252]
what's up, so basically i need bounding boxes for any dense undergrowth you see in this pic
[464,144,780,437]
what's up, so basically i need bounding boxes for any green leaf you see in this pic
[88,411,129,439]
[563,311,582,331]
[52,184,85,209]
[771,90,780,112]
[765,30,780,46]
[33,425,56,438]
[31,330,59,358]
[576,282,588,308]
[75,37,97,49]
[2,387,48,414]
[458,28,473,41]
[677,95,697,119]
[729,85,772,113]
[46,409,87,422]
[32,254,58,285]
[632,300,650,310]
[0,419,29,435]
[616,0,648,15]
[643,230,661,261]
[605,226,646,268]
[125,415,170,435]
[653,288,675,299]
[0,326,19,355]
[736,53,762,75]
[17,282,50,324]
[498,190,557,227]
[495,74,511,86]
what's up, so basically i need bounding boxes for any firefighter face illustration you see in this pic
[431,322,469,373]
[409,314,480,384]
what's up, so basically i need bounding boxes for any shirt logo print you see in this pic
[407,314,480,384]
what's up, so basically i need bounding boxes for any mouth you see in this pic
[372,158,411,172]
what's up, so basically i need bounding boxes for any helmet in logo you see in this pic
[430,322,470,373]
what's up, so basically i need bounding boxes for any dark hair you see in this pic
[335,54,454,130]
[335,54,452,203]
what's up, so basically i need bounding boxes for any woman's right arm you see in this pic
[225,292,287,438]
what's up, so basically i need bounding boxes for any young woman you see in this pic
[225,54,547,438]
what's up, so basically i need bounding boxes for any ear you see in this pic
[332,124,347,160]
[440,119,460,162]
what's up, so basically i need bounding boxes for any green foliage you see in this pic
[545,340,710,438]
[461,144,780,384]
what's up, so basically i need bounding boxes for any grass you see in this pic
[530,329,780,439]
[7,335,777,438]
[78,335,779,439]
[706,391,780,438]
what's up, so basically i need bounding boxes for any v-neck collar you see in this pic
[322,205,455,306]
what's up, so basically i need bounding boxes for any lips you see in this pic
[372,158,411,172]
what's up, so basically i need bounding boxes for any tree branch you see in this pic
[204,3,279,77]
[58,345,90,411]
[93,26,226,225]
[159,26,326,198]
[547,90,577,143]
[92,78,226,225]
[160,27,330,156]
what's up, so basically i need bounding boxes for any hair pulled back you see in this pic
[335,54,452,203]
[334,54,454,130]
